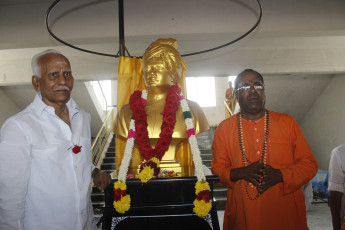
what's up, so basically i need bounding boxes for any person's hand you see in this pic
[92,169,112,193]
[231,161,265,188]
[257,164,283,194]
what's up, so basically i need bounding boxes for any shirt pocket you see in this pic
[31,143,71,188]
[268,137,293,167]
[32,143,68,164]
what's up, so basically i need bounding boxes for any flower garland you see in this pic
[179,92,212,216]
[113,85,211,217]
[129,85,180,182]
[130,85,180,161]
[113,119,135,213]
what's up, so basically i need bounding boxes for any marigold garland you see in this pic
[113,181,131,213]
[193,199,212,217]
[114,85,211,217]
[138,157,160,182]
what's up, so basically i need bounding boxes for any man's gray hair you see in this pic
[31,49,63,78]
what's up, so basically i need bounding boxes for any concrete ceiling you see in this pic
[0,0,344,134]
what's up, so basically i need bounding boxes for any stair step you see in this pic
[92,201,105,210]
[107,146,115,152]
[214,190,227,198]
[201,153,213,161]
[203,160,212,168]
[101,163,116,170]
[105,152,115,158]
[91,193,105,202]
[200,149,213,155]
[214,197,227,210]
[214,186,227,191]
[103,157,115,163]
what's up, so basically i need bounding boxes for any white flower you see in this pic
[179,92,206,182]
[118,119,136,181]
[185,118,194,130]
[180,99,189,112]
[142,90,148,100]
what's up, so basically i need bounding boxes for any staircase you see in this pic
[91,128,227,214]
[91,137,116,213]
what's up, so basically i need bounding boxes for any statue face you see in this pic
[143,57,172,88]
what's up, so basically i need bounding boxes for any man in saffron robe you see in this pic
[212,69,318,230]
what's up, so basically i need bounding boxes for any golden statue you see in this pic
[114,38,209,176]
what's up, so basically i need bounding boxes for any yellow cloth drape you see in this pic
[116,56,145,112]
[114,56,192,172]
[115,56,144,172]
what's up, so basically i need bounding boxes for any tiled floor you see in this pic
[216,202,332,230]
[97,202,332,230]
[307,202,332,230]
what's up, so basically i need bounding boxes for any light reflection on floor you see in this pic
[96,202,332,230]
[216,202,332,230]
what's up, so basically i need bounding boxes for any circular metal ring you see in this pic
[46,0,262,58]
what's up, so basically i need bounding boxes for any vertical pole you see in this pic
[118,0,125,56]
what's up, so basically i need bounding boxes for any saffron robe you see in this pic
[212,110,318,230]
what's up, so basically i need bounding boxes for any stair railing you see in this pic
[91,108,115,166]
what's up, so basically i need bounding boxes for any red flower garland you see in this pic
[114,188,127,201]
[129,85,181,161]
[196,190,210,203]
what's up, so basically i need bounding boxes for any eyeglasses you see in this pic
[235,83,264,93]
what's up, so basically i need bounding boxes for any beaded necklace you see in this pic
[237,110,269,200]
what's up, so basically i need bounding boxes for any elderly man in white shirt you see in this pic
[329,144,345,230]
[0,49,111,230]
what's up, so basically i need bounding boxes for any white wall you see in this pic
[199,77,230,127]
[301,74,345,170]
[0,88,21,125]
[71,81,104,137]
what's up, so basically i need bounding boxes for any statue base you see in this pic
[127,161,196,177]
[159,160,195,177]
[102,175,220,230]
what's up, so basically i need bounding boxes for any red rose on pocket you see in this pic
[72,145,82,154]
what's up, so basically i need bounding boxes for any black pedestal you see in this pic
[102,175,220,230]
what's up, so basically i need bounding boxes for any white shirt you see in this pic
[329,143,345,222]
[329,144,345,193]
[0,94,96,230]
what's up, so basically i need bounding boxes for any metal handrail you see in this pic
[91,108,115,166]
[224,100,233,116]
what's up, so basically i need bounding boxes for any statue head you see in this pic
[142,38,185,89]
